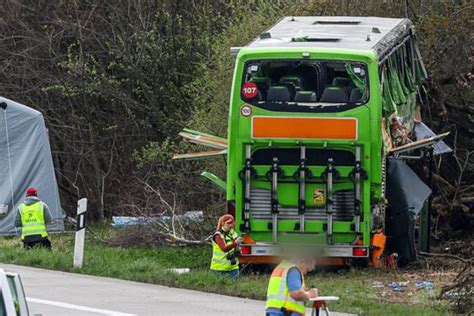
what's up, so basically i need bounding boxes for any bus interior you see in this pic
[242,60,369,108]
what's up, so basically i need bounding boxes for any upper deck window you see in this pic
[241,59,369,113]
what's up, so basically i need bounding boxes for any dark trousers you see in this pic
[23,237,51,250]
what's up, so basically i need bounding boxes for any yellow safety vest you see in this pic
[19,202,48,240]
[210,229,239,271]
[265,261,306,316]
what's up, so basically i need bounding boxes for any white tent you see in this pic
[0,96,64,235]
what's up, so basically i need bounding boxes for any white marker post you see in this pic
[73,198,87,268]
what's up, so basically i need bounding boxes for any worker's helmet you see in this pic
[26,187,38,197]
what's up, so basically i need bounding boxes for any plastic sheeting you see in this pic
[111,211,204,228]
[385,159,431,266]
[414,122,452,155]
[0,96,64,235]
[387,159,431,216]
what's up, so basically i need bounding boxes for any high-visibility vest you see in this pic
[210,229,239,271]
[19,202,48,240]
[265,260,306,316]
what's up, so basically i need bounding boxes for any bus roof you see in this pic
[246,16,413,58]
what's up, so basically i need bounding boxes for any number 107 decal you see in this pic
[241,82,258,99]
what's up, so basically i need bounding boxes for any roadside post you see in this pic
[73,198,87,268]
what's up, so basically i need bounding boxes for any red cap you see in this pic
[26,187,38,197]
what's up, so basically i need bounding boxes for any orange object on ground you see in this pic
[252,117,358,140]
[370,231,387,268]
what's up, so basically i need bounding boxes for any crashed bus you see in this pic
[175,17,450,267]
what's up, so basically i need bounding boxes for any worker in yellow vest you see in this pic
[265,258,318,316]
[210,214,244,278]
[14,187,52,250]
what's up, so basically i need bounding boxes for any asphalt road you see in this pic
[1,264,352,316]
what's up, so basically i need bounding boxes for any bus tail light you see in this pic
[240,245,251,255]
[353,247,368,257]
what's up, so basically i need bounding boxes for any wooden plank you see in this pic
[179,129,227,150]
[172,149,227,160]
[388,132,450,154]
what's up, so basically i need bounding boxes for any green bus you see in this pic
[176,17,449,267]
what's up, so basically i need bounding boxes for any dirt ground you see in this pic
[371,268,458,304]
[369,239,473,314]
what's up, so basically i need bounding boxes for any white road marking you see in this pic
[27,297,137,316]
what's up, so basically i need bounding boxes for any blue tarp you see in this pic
[111,211,203,228]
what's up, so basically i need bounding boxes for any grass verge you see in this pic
[0,232,450,315]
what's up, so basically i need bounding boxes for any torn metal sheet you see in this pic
[200,171,226,191]
[178,128,227,150]
[413,122,452,155]
[172,149,227,160]
[387,159,431,215]
[385,159,431,265]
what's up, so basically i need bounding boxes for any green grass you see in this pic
[0,233,450,316]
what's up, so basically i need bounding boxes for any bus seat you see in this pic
[332,77,353,87]
[254,90,263,101]
[251,76,271,90]
[250,75,270,84]
[279,76,303,89]
[320,86,348,103]
[294,91,317,102]
[250,76,270,99]
[267,86,292,102]
[333,77,355,95]
[349,88,363,102]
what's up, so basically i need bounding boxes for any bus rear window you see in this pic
[241,59,369,112]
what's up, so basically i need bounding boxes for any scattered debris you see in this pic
[386,281,409,292]
[439,256,473,314]
[167,268,190,274]
[443,288,473,298]
[415,281,433,290]
[372,281,384,288]
[111,211,204,228]
[388,282,402,292]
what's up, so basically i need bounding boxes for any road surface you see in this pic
[1,264,352,316]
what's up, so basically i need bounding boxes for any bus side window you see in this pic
[0,290,6,316]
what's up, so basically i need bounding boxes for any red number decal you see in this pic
[242,82,258,99]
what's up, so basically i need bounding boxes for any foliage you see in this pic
[0,0,246,219]
[0,0,471,225]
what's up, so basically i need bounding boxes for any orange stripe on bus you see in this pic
[252,117,357,140]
